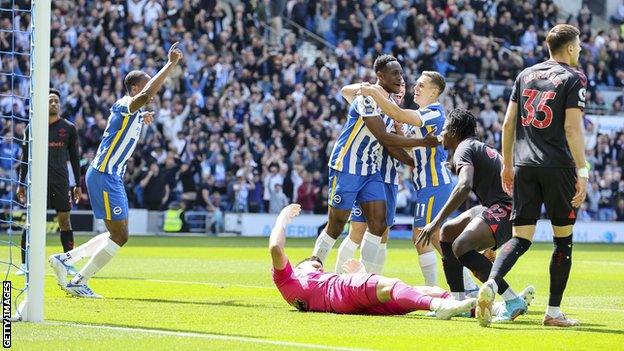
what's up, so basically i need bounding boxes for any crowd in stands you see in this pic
[0,0,623,222]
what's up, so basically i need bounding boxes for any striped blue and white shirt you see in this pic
[403,102,453,190]
[91,96,144,177]
[329,95,384,176]
[379,115,401,185]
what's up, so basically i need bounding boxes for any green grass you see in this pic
[6,236,624,350]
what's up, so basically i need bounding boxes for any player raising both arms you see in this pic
[334,81,413,274]
[416,109,535,322]
[313,55,438,274]
[48,42,184,298]
[477,24,588,327]
[272,204,475,318]
[359,73,478,292]
[17,88,81,275]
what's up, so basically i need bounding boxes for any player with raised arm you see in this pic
[272,204,475,318]
[416,109,535,322]
[360,72,478,293]
[313,55,438,274]
[17,88,82,275]
[47,42,184,298]
[476,24,588,327]
[334,82,413,274]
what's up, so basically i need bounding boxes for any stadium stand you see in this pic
[0,0,622,222]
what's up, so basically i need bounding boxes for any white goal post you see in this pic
[18,0,51,323]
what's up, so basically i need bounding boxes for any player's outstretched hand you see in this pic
[421,128,441,148]
[168,42,183,64]
[276,204,301,227]
[501,164,514,196]
[416,220,439,246]
[571,176,587,208]
[72,187,82,204]
[142,111,155,125]
[342,259,366,274]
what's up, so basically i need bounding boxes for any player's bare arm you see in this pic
[500,100,517,196]
[269,204,302,269]
[362,115,438,148]
[385,145,415,167]
[564,108,588,207]
[129,42,184,114]
[360,84,423,126]
[417,165,474,246]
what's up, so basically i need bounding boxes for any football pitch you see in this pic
[7,235,624,350]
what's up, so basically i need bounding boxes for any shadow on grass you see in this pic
[47,319,263,339]
[490,320,624,335]
[108,296,280,309]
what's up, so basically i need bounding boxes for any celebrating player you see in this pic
[334,81,412,274]
[17,88,81,275]
[416,109,535,322]
[272,204,475,318]
[477,24,588,327]
[359,72,477,292]
[313,55,438,273]
[48,42,184,298]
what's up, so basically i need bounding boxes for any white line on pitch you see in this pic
[531,304,624,313]
[47,321,375,351]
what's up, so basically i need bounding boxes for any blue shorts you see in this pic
[328,169,386,210]
[86,167,128,221]
[413,183,454,228]
[351,183,398,226]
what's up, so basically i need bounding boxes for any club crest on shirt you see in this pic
[486,147,499,160]
[333,194,342,204]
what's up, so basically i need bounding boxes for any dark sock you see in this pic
[440,241,464,292]
[489,237,532,286]
[20,229,26,265]
[549,235,573,306]
[458,250,510,295]
[60,230,74,252]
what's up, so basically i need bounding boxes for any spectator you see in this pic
[297,172,318,214]
[140,163,170,211]
[269,183,289,214]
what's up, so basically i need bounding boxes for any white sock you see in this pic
[486,279,499,294]
[501,287,518,301]
[419,251,438,286]
[360,231,383,274]
[429,298,442,311]
[312,230,336,264]
[60,232,110,265]
[373,243,387,274]
[463,268,478,291]
[546,306,561,317]
[335,237,359,273]
[71,238,120,285]
[451,292,466,301]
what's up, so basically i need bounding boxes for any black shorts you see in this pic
[48,182,71,212]
[478,202,512,250]
[511,166,577,227]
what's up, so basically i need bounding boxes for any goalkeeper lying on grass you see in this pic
[269,204,475,318]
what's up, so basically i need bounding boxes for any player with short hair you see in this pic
[416,109,535,322]
[17,88,81,275]
[359,72,477,292]
[334,81,412,274]
[47,42,184,298]
[477,24,588,327]
[272,204,475,318]
[313,55,438,273]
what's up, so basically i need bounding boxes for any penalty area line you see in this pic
[47,321,375,351]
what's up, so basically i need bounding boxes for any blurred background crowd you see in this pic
[0,0,623,222]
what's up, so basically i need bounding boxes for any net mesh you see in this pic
[0,0,32,318]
